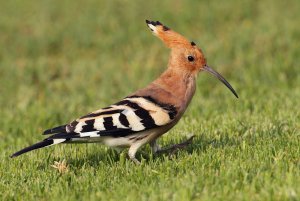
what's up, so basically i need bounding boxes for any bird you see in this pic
[11,20,238,164]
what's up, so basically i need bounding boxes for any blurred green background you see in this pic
[0,0,299,200]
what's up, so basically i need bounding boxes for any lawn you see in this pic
[0,0,299,200]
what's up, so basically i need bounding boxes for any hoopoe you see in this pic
[11,20,238,164]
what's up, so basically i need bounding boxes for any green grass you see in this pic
[1,0,300,200]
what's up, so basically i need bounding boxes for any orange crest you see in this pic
[146,20,191,48]
[146,20,208,74]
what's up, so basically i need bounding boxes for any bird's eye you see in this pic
[188,56,194,62]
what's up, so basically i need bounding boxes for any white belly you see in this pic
[67,125,174,149]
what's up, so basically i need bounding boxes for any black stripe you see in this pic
[43,124,67,135]
[119,113,130,127]
[100,109,124,115]
[147,20,159,26]
[103,117,117,130]
[156,21,162,25]
[47,132,80,139]
[167,105,177,119]
[163,25,170,31]
[81,119,97,132]
[116,100,156,129]
[127,95,178,119]
[10,139,54,158]
[99,128,134,137]
[102,106,112,110]
[80,108,121,119]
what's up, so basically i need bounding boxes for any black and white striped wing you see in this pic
[44,96,177,139]
[11,96,178,158]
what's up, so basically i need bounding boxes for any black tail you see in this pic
[11,139,56,158]
[43,124,67,135]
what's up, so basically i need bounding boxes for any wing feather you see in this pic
[43,96,178,139]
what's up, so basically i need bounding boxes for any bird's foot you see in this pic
[128,144,143,165]
[156,135,195,155]
[129,156,141,165]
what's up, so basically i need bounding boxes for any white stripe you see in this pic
[125,97,171,126]
[94,118,105,130]
[112,113,128,129]
[80,131,100,138]
[122,109,145,131]
[74,121,86,133]
[147,24,158,34]
[52,139,66,145]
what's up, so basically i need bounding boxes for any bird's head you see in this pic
[146,20,238,98]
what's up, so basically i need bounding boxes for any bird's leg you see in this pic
[150,140,161,154]
[156,135,195,155]
[128,143,144,165]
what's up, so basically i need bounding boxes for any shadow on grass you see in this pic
[66,148,121,168]
[62,133,244,168]
[151,133,244,161]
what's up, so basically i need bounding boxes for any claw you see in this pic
[130,157,141,165]
[156,135,195,154]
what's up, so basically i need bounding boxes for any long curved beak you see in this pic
[202,65,238,98]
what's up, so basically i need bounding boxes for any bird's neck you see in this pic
[154,67,197,110]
